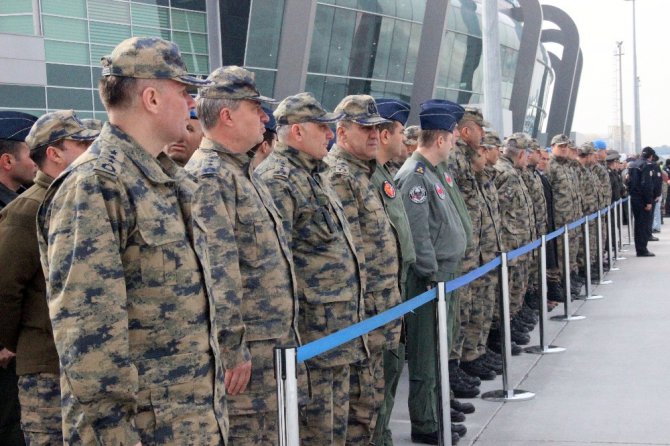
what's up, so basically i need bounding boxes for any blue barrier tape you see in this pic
[445,257,501,292]
[587,211,598,222]
[545,226,565,242]
[297,288,435,362]
[508,239,541,261]
[568,217,587,230]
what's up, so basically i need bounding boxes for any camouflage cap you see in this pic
[273,92,343,125]
[481,130,502,148]
[334,94,389,126]
[82,118,103,132]
[460,106,490,127]
[504,132,533,152]
[26,110,99,151]
[403,125,420,145]
[579,141,595,155]
[197,66,277,103]
[568,139,579,150]
[606,149,621,162]
[100,36,210,86]
[551,134,570,146]
[529,138,541,150]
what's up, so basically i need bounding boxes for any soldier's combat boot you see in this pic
[511,328,530,345]
[451,398,475,414]
[460,358,496,381]
[452,423,467,438]
[449,360,480,387]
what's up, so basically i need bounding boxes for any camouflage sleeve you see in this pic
[191,176,250,370]
[400,175,437,281]
[328,173,364,255]
[262,176,297,247]
[44,173,142,445]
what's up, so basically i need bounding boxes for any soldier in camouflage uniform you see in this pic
[395,100,467,445]
[185,66,300,445]
[547,134,582,299]
[36,37,228,444]
[369,98,417,446]
[493,133,535,346]
[325,95,402,445]
[256,93,368,446]
[565,141,585,293]
[445,107,501,386]
[0,110,97,445]
[592,141,613,267]
[576,144,600,278]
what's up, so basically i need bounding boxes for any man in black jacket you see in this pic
[628,147,656,256]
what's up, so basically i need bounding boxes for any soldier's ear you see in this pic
[379,128,391,144]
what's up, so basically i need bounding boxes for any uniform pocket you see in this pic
[137,218,185,286]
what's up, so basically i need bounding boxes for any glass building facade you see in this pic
[0,0,209,120]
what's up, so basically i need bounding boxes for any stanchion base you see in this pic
[609,267,620,271]
[599,280,613,285]
[550,314,586,321]
[524,345,566,354]
[574,294,604,301]
[616,256,627,260]
[481,389,535,402]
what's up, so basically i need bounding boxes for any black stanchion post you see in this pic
[606,207,620,271]
[525,235,565,354]
[617,200,628,253]
[551,225,585,322]
[435,282,452,446]
[274,347,300,446]
[575,215,603,301]
[597,210,613,285]
[482,252,534,402]
[626,198,633,246]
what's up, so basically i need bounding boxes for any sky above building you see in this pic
[540,0,668,148]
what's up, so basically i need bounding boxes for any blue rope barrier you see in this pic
[545,226,565,242]
[568,217,587,230]
[445,257,501,292]
[508,239,541,261]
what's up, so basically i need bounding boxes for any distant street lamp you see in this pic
[615,41,625,153]
[625,0,642,153]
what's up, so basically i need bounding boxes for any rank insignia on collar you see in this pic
[409,185,427,203]
[444,172,454,188]
[383,180,396,198]
[434,182,446,199]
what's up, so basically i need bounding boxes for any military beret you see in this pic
[101,36,210,87]
[335,95,389,126]
[375,98,410,126]
[593,139,607,150]
[551,134,570,145]
[26,110,99,151]
[198,66,276,103]
[0,111,38,142]
[273,92,342,125]
[419,99,464,132]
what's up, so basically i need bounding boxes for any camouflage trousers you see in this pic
[508,254,530,317]
[17,372,62,446]
[455,271,498,362]
[347,349,384,445]
[570,226,581,274]
[370,341,405,446]
[405,269,457,435]
[229,412,277,446]
[300,365,350,446]
[556,231,577,277]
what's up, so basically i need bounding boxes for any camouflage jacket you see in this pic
[185,137,299,414]
[493,155,534,249]
[547,156,580,227]
[37,123,226,445]
[256,143,367,368]
[395,152,466,279]
[476,168,503,258]
[521,166,548,236]
[325,146,402,350]
[578,164,600,215]
[592,162,613,208]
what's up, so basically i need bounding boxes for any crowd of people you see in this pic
[0,36,661,446]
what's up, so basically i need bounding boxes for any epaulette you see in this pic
[273,160,290,180]
[414,161,426,175]
[93,146,123,178]
[333,160,350,177]
[199,149,221,177]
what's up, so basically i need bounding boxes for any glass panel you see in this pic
[91,67,103,86]
[45,40,90,65]
[308,5,334,73]
[0,15,34,35]
[251,69,276,98]
[76,111,95,119]
[193,54,209,74]
[172,31,207,54]
[0,0,32,14]
[170,0,207,12]
[47,87,94,111]
[245,0,284,69]
[132,26,171,40]
[94,111,109,121]
[172,9,206,33]
[133,0,170,7]
[43,16,88,42]
[93,89,105,111]
[89,22,131,46]
[0,85,46,109]
[90,45,115,66]
[47,64,92,88]
[131,3,170,28]
[41,0,86,18]
[88,0,130,24]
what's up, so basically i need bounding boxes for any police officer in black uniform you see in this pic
[628,147,656,256]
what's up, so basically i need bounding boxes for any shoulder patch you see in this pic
[434,182,446,199]
[409,185,427,203]
[93,147,122,177]
[333,161,350,177]
[414,162,426,175]
[200,150,221,177]
[383,180,396,198]
[273,161,290,179]
[443,172,454,188]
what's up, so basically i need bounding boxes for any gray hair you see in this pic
[196,97,240,130]
[276,124,292,143]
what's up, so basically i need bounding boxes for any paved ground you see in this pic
[390,222,670,446]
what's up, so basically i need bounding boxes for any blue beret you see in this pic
[593,139,607,150]
[419,99,464,132]
[375,98,410,125]
[0,111,39,142]
[262,106,276,132]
